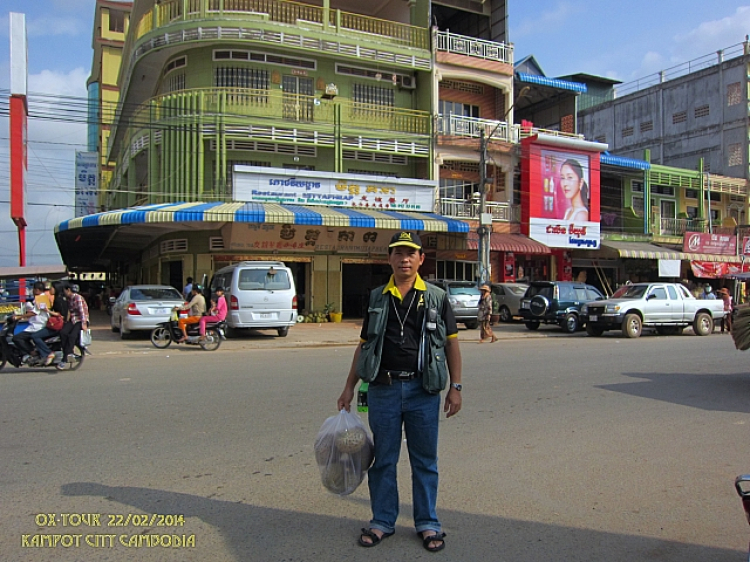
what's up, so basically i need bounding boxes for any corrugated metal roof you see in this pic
[516,72,587,93]
[600,153,651,170]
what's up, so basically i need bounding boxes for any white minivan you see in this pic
[210,261,297,337]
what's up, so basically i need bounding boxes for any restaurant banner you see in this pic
[233,166,436,211]
[683,232,736,255]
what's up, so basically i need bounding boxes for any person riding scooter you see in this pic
[12,282,50,364]
[199,287,227,342]
[177,284,206,343]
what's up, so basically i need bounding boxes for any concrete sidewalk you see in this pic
[86,309,553,357]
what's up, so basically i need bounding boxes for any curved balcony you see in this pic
[127,0,430,70]
[126,87,430,140]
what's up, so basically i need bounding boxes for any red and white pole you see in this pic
[9,12,28,267]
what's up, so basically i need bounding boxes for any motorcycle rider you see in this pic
[28,281,68,366]
[177,284,206,342]
[12,282,50,364]
[56,283,89,371]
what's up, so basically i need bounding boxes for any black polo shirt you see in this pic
[360,278,458,373]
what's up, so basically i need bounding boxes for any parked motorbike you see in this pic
[0,314,85,371]
[150,315,225,351]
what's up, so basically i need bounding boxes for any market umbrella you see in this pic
[731,306,750,351]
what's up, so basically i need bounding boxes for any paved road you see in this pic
[1,325,749,561]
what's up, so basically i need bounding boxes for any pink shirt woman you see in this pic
[199,288,228,338]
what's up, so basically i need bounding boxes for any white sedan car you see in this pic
[110,285,186,338]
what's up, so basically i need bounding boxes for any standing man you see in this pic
[337,231,462,553]
[183,277,194,301]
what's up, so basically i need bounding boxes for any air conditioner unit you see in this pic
[398,75,416,89]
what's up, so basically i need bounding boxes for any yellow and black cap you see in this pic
[388,231,422,250]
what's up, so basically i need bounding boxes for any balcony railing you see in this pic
[659,217,706,236]
[126,87,431,141]
[434,30,513,65]
[437,114,517,143]
[133,0,429,51]
[439,198,519,222]
[437,114,585,144]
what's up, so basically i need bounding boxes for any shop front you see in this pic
[55,200,470,317]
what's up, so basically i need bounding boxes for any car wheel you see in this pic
[586,324,604,337]
[524,321,540,331]
[693,313,713,336]
[199,329,222,351]
[499,306,512,323]
[561,313,579,333]
[119,318,129,339]
[150,327,172,348]
[277,327,289,337]
[464,321,479,330]
[622,313,642,338]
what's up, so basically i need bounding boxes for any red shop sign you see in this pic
[683,232,736,255]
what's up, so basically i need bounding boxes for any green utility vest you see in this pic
[356,283,449,395]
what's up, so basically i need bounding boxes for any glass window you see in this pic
[130,287,183,301]
[667,286,678,300]
[649,287,668,300]
[108,9,125,33]
[440,179,479,200]
[586,288,603,300]
[237,269,291,290]
[559,285,576,300]
[574,288,588,301]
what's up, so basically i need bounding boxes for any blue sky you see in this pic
[0,0,749,267]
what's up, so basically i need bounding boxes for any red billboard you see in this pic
[521,135,604,249]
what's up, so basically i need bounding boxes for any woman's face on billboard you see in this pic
[559,163,583,200]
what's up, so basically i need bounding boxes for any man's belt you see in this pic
[374,370,418,384]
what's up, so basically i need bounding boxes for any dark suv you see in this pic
[427,280,481,329]
[519,281,605,333]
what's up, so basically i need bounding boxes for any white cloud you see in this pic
[621,6,750,83]
[511,1,577,40]
[674,6,750,55]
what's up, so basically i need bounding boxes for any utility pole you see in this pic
[477,130,492,285]
[476,86,530,286]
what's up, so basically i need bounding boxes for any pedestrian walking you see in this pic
[719,288,733,334]
[478,284,497,343]
[337,231,462,553]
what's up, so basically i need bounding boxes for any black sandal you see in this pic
[421,532,446,553]
[358,528,394,548]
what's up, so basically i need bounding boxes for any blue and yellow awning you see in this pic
[600,240,741,263]
[56,202,470,234]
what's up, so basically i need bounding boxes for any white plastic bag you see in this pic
[80,329,92,346]
[314,409,374,496]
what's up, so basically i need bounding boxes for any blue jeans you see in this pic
[31,327,56,356]
[367,377,441,535]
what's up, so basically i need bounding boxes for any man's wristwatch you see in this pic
[450,383,462,392]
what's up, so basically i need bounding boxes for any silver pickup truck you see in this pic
[581,282,725,338]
